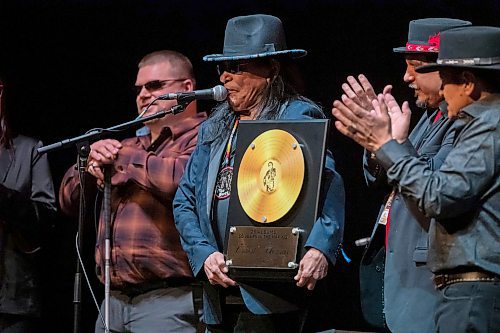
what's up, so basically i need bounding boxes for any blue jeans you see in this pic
[435,281,500,333]
[95,286,202,333]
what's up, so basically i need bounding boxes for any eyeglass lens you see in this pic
[134,80,167,95]
[134,79,187,95]
[216,62,249,76]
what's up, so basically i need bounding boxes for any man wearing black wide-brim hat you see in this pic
[174,14,344,333]
[335,25,500,333]
[334,18,470,333]
[412,25,500,333]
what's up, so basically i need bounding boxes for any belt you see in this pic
[433,271,499,289]
[113,278,195,297]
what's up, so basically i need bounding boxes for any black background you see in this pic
[0,1,498,332]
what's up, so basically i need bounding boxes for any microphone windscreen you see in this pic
[213,85,228,101]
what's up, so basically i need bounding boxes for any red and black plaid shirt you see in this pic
[59,112,206,287]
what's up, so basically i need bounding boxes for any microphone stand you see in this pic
[38,105,185,154]
[74,141,90,333]
[38,104,185,333]
[103,165,111,333]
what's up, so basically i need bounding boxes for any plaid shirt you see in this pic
[59,112,206,287]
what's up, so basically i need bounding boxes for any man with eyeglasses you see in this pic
[59,50,206,333]
[174,14,344,333]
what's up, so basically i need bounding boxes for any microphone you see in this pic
[158,85,228,102]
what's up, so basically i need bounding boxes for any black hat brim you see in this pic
[416,63,500,73]
[203,49,307,62]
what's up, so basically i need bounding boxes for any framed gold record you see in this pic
[225,119,329,279]
[237,129,304,223]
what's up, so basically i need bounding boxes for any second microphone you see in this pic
[158,85,228,102]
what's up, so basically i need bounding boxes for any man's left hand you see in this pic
[294,248,328,290]
[342,74,377,110]
[332,94,393,152]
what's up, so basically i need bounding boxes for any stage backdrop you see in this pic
[0,1,498,332]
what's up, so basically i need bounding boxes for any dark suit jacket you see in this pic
[360,104,455,333]
[0,135,56,317]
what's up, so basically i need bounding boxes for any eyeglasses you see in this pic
[134,79,187,95]
[216,62,250,76]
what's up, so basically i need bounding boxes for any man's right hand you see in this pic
[87,139,122,181]
[204,251,237,288]
[384,93,412,143]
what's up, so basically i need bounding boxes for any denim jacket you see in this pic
[173,99,345,324]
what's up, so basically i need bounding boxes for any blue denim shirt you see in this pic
[376,94,500,275]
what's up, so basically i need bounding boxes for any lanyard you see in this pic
[223,117,239,166]
[378,190,396,226]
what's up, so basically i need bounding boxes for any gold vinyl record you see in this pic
[238,129,304,223]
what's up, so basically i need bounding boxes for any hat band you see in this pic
[405,42,438,52]
[437,56,500,66]
[406,32,440,52]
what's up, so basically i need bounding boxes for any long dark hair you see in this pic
[204,59,322,142]
[0,79,12,149]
